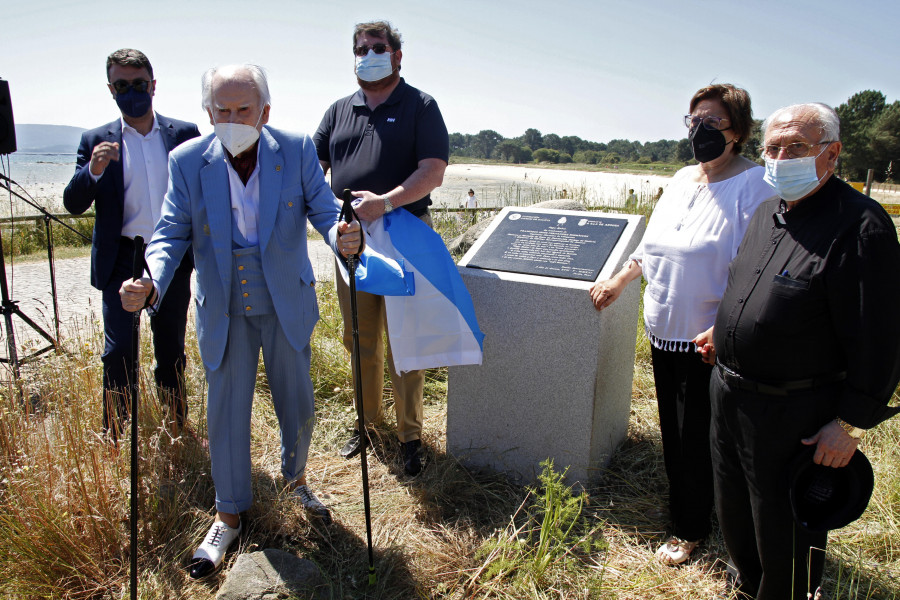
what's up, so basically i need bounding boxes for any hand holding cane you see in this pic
[129,235,144,600]
[340,189,377,586]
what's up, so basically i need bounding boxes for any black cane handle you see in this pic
[131,235,145,280]
[340,189,358,225]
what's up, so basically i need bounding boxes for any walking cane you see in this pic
[129,235,144,600]
[340,189,377,586]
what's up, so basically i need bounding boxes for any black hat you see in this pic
[788,447,874,533]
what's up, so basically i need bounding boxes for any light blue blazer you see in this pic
[146,126,342,371]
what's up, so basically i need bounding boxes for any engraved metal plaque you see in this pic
[467,210,628,281]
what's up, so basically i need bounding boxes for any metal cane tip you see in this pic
[368,569,377,585]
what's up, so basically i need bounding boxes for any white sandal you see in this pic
[655,536,699,565]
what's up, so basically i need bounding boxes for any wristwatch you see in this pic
[835,417,866,439]
[382,196,394,214]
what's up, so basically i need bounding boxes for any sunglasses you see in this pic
[683,115,731,131]
[111,79,151,94]
[353,43,391,57]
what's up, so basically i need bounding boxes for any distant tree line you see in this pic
[836,90,900,182]
[451,90,899,182]
[450,125,761,167]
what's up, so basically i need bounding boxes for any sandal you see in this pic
[655,536,699,565]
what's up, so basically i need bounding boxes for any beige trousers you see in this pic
[334,211,432,443]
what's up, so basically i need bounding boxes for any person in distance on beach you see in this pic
[314,20,449,476]
[63,49,200,440]
[707,102,900,599]
[589,84,776,566]
[120,64,362,579]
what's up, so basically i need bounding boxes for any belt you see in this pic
[716,362,846,396]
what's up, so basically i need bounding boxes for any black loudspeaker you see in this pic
[0,79,17,155]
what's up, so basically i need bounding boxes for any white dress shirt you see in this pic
[224,144,261,245]
[119,114,169,240]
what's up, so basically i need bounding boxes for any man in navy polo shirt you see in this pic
[314,20,449,476]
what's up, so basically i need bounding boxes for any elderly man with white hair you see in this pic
[703,102,900,599]
[120,64,362,579]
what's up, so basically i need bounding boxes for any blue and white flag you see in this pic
[339,209,484,373]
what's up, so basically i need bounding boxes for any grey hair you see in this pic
[762,102,841,142]
[201,64,271,110]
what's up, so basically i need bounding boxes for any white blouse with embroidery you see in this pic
[630,165,776,351]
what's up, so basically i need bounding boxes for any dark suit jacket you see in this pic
[63,113,200,290]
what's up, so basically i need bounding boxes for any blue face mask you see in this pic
[115,88,153,119]
[355,50,394,82]
[763,144,831,202]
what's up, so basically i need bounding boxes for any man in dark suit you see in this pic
[64,48,200,438]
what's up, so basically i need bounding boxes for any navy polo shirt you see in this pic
[314,78,449,216]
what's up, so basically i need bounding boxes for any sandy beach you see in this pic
[432,163,673,208]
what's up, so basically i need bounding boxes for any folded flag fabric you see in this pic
[336,226,415,297]
[342,209,484,373]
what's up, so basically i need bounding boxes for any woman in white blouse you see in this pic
[590,84,776,566]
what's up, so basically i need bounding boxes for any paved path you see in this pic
[0,239,337,362]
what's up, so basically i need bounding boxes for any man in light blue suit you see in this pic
[121,64,362,579]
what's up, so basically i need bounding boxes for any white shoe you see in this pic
[189,520,241,579]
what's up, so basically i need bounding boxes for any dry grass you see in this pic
[1,273,899,599]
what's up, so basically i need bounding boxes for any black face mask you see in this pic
[115,88,152,119]
[689,125,729,163]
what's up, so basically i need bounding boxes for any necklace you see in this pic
[674,186,703,231]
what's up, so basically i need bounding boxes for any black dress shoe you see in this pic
[340,430,367,459]
[401,439,422,476]
[189,557,216,580]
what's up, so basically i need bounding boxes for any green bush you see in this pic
[532,148,560,163]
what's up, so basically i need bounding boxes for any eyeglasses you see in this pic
[111,79,150,94]
[684,115,731,131]
[353,43,391,57]
[762,141,834,160]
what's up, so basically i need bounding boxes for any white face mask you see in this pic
[355,49,393,82]
[213,106,264,157]
[763,144,831,202]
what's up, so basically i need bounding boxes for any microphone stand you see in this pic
[0,174,88,382]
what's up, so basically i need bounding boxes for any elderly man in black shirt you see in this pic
[707,102,900,599]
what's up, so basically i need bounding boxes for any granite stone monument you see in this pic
[448,206,645,485]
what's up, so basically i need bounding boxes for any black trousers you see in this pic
[100,238,193,436]
[650,346,714,541]
[710,366,831,600]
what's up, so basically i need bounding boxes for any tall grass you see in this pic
[0,206,898,599]
[1,216,93,259]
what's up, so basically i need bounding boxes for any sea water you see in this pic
[1,153,76,215]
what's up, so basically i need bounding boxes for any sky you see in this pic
[2,0,899,145]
